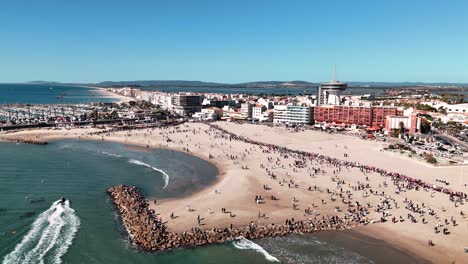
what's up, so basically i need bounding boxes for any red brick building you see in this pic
[314,105,403,128]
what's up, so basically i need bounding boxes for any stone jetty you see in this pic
[107,185,168,250]
[107,185,368,252]
[4,138,48,145]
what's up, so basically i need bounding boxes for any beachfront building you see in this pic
[371,106,403,128]
[121,87,138,98]
[222,109,243,120]
[151,93,173,109]
[317,71,347,105]
[439,113,468,126]
[202,98,239,108]
[252,104,267,121]
[256,98,274,109]
[241,103,253,119]
[385,114,421,135]
[273,105,313,125]
[264,109,274,122]
[314,105,403,128]
[172,94,202,116]
[137,91,153,101]
[201,107,223,119]
[421,101,468,114]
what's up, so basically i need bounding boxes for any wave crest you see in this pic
[128,159,170,189]
[101,151,123,158]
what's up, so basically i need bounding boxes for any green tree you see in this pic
[110,110,119,119]
[438,106,447,115]
[420,119,431,134]
[390,128,400,138]
[425,154,437,164]
[89,110,99,120]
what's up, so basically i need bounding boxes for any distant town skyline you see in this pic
[1,0,467,83]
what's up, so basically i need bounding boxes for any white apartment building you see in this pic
[151,93,173,109]
[241,103,253,119]
[201,107,223,119]
[421,102,468,114]
[252,105,266,121]
[273,105,312,125]
[256,98,273,109]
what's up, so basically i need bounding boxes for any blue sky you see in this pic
[1,0,467,83]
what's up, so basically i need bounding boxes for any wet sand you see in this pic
[314,229,430,264]
[125,145,152,152]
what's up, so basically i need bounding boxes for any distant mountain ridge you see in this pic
[19,80,468,88]
[97,80,227,87]
[96,80,319,87]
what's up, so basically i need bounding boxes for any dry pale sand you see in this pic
[87,86,133,103]
[1,122,467,263]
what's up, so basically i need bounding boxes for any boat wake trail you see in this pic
[128,159,170,189]
[233,236,280,262]
[3,200,80,264]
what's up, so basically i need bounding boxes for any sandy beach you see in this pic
[1,122,467,263]
[85,86,133,103]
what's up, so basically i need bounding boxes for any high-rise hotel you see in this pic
[314,68,406,129]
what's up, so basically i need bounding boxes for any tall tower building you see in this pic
[317,66,347,105]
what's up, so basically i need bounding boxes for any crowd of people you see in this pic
[108,185,371,252]
[207,123,468,200]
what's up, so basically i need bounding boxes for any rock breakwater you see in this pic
[107,185,368,252]
[3,138,48,145]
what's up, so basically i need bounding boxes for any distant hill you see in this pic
[95,80,468,88]
[97,80,227,87]
[24,81,63,85]
[96,80,318,88]
[236,81,317,87]
[20,80,468,88]
[347,81,468,87]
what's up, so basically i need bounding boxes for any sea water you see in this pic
[0,141,425,264]
[0,84,116,104]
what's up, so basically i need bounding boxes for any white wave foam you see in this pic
[233,236,280,262]
[2,199,80,264]
[101,151,122,158]
[128,159,170,189]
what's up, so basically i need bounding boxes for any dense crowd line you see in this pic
[207,123,468,200]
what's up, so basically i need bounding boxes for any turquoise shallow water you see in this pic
[0,84,116,104]
[0,141,424,264]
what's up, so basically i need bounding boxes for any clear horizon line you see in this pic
[3,80,468,85]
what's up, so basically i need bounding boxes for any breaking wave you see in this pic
[128,159,170,189]
[101,151,122,158]
[233,236,280,262]
[3,199,80,264]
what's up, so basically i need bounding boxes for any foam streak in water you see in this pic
[101,151,122,158]
[2,200,80,264]
[128,159,170,189]
[233,236,280,262]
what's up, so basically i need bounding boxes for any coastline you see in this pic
[80,85,133,103]
[0,135,428,262]
[0,131,228,203]
[353,225,454,264]
[312,229,431,264]
[1,123,467,263]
